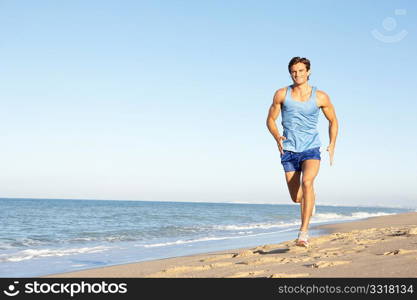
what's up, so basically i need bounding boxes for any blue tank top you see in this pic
[281,85,321,152]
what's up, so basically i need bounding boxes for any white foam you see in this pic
[351,212,392,218]
[0,246,112,263]
[212,212,393,232]
[143,236,233,248]
[70,236,135,243]
[213,221,300,231]
[142,227,298,248]
[312,211,393,222]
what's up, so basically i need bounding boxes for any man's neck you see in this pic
[292,82,311,93]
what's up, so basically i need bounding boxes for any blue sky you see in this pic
[0,0,416,208]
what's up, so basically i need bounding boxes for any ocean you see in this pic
[0,198,414,277]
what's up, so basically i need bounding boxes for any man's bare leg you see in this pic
[284,171,303,204]
[284,171,316,217]
[299,159,320,232]
[300,188,316,216]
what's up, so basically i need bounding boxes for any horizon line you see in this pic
[0,197,415,210]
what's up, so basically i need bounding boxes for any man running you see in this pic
[266,56,339,247]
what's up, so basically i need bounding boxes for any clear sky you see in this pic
[0,0,416,208]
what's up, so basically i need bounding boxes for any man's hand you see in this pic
[277,136,287,155]
[327,144,335,166]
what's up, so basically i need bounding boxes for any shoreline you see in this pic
[45,212,417,278]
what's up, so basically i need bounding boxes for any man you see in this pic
[266,57,339,247]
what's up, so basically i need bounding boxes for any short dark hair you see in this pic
[288,57,311,79]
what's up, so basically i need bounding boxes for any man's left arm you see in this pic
[317,90,339,166]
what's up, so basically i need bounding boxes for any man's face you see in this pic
[290,63,310,84]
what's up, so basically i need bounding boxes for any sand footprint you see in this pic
[381,249,417,256]
[316,247,345,257]
[238,256,288,266]
[300,255,320,262]
[318,247,342,253]
[310,235,334,245]
[148,262,234,277]
[355,239,383,245]
[288,246,310,254]
[232,250,258,258]
[269,273,310,278]
[209,262,234,268]
[252,244,278,252]
[310,260,351,268]
[225,270,265,278]
[200,254,235,262]
[147,266,209,277]
[407,227,417,236]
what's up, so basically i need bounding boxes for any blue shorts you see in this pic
[280,147,321,172]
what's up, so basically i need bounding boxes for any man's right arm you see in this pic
[266,88,286,154]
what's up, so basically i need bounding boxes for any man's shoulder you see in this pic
[273,86,289,103]
[316,89,329,98]
[316,89,331,107]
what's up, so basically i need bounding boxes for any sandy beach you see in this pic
[46,212,417,278]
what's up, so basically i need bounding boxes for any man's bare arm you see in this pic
[266,88,286,154]
[317,90,339,165]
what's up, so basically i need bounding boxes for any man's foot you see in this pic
[296,230,309,247]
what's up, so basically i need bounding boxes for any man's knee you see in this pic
[302,179,314,189]
[292,195,303,203]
